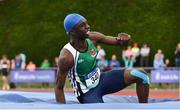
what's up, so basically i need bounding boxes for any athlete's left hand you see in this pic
[116,33,131,46]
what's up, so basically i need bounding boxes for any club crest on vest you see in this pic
[90,49,97,57]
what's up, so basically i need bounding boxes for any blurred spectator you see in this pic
[10,59,15,69]
[53,56,59,78]
[140,43,150,67]
[153,49,165,69]
[132,41,140,66]
[165,58,170,85]
[122,46,135,68]
[165,59,170,68]
[40,58,51,69]
[175,43,180,67]
[155,49,164,61]
[0,54,10,90]
[53,56,59,68]
[109,54,120,69]
[153,50,165,87]
[11,54,23,69]
[97,56,109,72]
[96,45,106,62]
[26,61,36,72]
[20,53,26,69]
[40,58,51,88]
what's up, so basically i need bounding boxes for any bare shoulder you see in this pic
[58,48,74,71]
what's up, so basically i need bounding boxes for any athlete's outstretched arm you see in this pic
[55,49,74,104]
[89,31,131,46]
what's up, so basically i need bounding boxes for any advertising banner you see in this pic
[151,70,180,83]
[10,69,56,83]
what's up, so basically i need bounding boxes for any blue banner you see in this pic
[151,69,180,83]
[10,69,56,83]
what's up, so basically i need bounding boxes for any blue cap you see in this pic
[64,13,86,33]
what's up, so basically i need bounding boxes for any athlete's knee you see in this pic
[130,69,150,84]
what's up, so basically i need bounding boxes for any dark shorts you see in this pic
[77,69,128,103]
[1,68,8,76]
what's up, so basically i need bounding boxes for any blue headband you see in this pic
[64,13,86,33]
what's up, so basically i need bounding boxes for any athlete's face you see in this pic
[72,20,90,39]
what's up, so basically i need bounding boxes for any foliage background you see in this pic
[0,0,179,66]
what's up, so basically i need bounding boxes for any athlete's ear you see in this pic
[69,30,74,36]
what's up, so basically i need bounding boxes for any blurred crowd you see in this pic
[96,42,180,72]
[0,53,58,90]
[0,54,59,72]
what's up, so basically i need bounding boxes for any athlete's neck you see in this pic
[70,38,88,52]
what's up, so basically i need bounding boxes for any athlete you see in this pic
[55,13,150,104]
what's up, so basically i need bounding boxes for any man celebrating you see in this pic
[55,13,150,103]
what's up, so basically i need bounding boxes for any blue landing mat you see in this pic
[0,91,179,109]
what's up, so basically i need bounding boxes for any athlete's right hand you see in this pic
[116,33,131,46]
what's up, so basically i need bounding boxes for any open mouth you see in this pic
[86,30,90,35]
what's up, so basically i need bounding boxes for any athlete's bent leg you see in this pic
[124,68,150,103]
